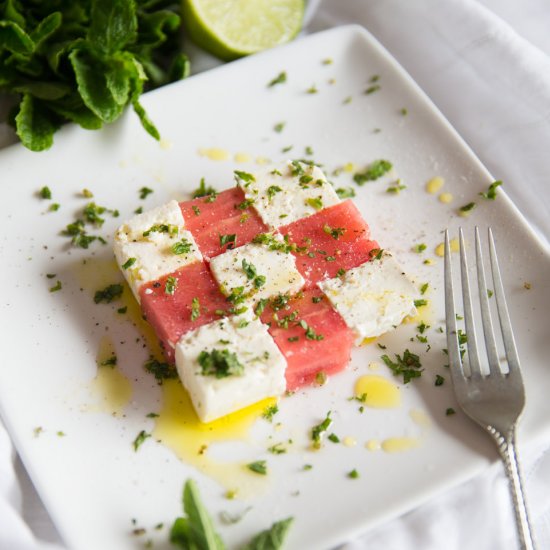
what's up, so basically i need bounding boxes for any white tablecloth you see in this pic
[1,1,550,549]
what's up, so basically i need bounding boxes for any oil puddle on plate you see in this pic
[154,379,274,498]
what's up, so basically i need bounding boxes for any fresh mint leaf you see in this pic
[240,517,294,550]
[170,480,293,550]
[13,81,71,101]
[1,1,182,150]
[132,98,160,140]
[48,93,103,130]
[30,12,62,48]
[69,49,126,123]
[0,20,33,55]
[15,94,60,152]
[169,479,226,550]
[88,0,137,55]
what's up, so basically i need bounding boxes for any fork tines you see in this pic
[444,227,522,380]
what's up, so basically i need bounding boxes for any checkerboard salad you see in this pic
[114,160,419,422]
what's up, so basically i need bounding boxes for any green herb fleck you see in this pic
[354,160,392,185]
[49,203,60,212]
[268,71,287,87]
[133,430,151,452]
[369,248,384,260]
[268,443,287,455]
[100,355,117,367]
[311,411,332,449]
[274,122,285,133]
[267,185,282,201]
[315,371,327,385]
[381,349,423,383]
[144,357,178,383]
[192,178,217,198]
[328,433,340,443]
[323,224,346,239]
[122,257,137,270]
[191,297,200,321]
[306,197,323,210]
[254,298,268,316]
[262,404,279,422]
[386,181,407,194]
[336,187,355,199]
[39,186,52,199]
[460,202,476,212]
[143,223,178,238]
[414,299,428,308]
[165,276,177,295]
[198,349,244,378]
[139,187,154,200]
[171,238,193,255]
[435,374,445,386]
[479,180,502,200]
[49,280,62,292]
[413,243,427,253]
[234,170,256,184]
[348,469,360,479]
[365,84,380,94]
[446,408,456,416]
[94,284,123,303]
[219,233,236,249]
[236,198,255,210]
[247,460,267,475]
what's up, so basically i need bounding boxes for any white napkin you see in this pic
[2,1,550,549]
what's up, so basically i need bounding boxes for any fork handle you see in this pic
[499,430,536,550]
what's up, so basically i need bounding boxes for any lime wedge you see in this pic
[182,0,305,61]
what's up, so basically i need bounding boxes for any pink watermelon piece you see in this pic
[260,288,354,390]
[279,200,379,288]
[140,261,228,363]
[180,188,268,259]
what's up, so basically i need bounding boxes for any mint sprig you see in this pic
[1,0,188,151]
[170,480,294,550]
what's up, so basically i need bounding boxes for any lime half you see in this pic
[182,0,305,61]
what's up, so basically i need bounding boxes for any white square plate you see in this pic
[1,25,549,550]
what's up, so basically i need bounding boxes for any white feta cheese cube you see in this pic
[235,160,340,229]
[114,200,202,300]
[318,252,418,344]
[175,314,287,422]
[209,235,304,309]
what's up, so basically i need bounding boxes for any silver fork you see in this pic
[444,227,536,550]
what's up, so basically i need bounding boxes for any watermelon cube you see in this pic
[279,200,380,288]
[180,188,268,259]
[260,288,354,390]
[140,261,228,363]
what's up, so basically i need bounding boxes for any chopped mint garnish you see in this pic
[381,349,423,383]
[268,71,287,87]
[353,159,392,185]
[479,180,502,200]
[198,349,244,378]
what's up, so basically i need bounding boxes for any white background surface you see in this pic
[1,1,550,549]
